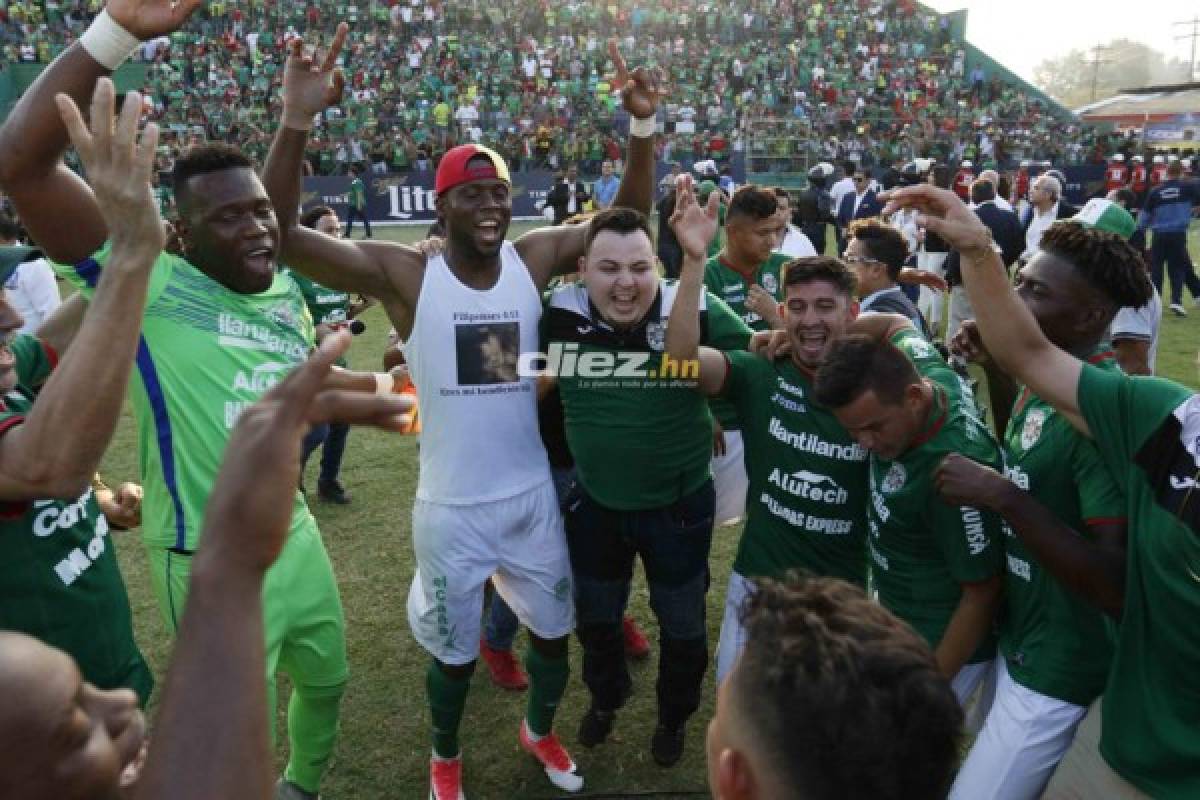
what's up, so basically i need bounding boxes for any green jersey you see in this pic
[998,351,1125,707]
[0,335,151,701]
[703,252,790,430]
[722,351,868,584]
[349,176,366,210]
[287,270,352,367]
[57,243,317,553]
[867,329,1005,661]
[543,280,751,510]
[1077,364,1200,798]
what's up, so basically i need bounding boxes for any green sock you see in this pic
[283,681,345,794]
[427,661,472,758]
[524,647,569,737]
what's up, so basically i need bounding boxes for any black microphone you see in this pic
[349,319,366,335]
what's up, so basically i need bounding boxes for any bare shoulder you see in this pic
[515,224,588,288]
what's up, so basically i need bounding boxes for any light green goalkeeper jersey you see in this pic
[57,243,316,552]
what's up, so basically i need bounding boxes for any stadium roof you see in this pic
[1076,82,1200,125]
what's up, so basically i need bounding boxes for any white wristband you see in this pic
[629,115,657,138]
[80,10,140,71]
[374,372,395,395]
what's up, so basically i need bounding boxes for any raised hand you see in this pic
[198,332,412,575]
[105,0,205,40]
[609,38,667,120]
[282,23,348,129]
[948,319,991,366]
[898,267,948,292]
[56,79,164,257]
[669,174,720,260]
[879,185,993,257]
[745,284,782,328]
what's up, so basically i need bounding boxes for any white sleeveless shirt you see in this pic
[404,241,551,504]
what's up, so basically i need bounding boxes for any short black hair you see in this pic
[300,205,337,229]
[812,334,920,409]
[1040,221,1153,309]
[847,219,909,281]
[783,256,857,297]
[172,143,255,212]
[726,185,778,223]
[733,574,962,800]
[584,207,652,251]
[1109,188,1137,210]
[969,179,996,204]
[0,211,19,242]
[770,186,791,202]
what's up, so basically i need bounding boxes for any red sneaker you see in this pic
[429,753,465,800]
[520,720,584,792]
[479,638,528,691]
[623,616,651,660]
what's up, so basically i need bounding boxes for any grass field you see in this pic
[98,221,1200,799]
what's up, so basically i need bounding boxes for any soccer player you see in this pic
[263,37,663,798]
[289,204,374,503]
[941,213,1145,799]
[0,81,162,712]
[542,197,748,766]
[0,13,404,800]
[702,185,790,526]
[882,181,1200,799]
[812,325,1005,716]
[705,576,963,800]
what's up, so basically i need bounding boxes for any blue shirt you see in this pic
[1138,179,1200,234]
[592,175,619,208]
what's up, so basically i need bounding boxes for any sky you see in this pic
[922,0,1200,84]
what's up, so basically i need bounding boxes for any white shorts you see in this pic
[407,479,575,665]
[715,571,756,685]
[950,657,1088,800]
[712,429,748,527]
[952,657,998,736]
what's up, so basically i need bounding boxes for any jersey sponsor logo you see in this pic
[1007,552,1032,582]
[904,337,935,360]
[761,272,778,295]
[960,507,990,555]
[1004,464,1031,491]
[217,313,309,360]
[767,417,866,461]
[32,487,97,539]
[775,378,806,398]
[1020,408,1047,450]
[232,362,288,393]
[315,293,350,305]
[880,462,907,493]
[767,468,849,504]
[757,492,854,534]
[770,392,806,413]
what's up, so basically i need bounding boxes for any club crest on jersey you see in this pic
[761,272,778,295]
[905,337,934,360]
[269,303,300,332]
[881,463,907,494]
[1021,408,1047,450]
[645,321,666,351]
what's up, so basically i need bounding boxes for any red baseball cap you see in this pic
[435,144,512,195]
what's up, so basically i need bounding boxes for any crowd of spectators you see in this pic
[2,0,1097,178]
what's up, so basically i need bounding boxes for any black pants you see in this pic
[565,480,714,728]
[344,206,372,238]
[1150,230,1200,305]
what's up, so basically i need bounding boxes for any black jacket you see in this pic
[944,201,1025,286]
[544,180,591,224]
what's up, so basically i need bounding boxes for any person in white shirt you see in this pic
[977,169,1013,212]
[770,188,817,258]
[5,257,61,334]
[1022,175,1064,261]
[828,161,857,213]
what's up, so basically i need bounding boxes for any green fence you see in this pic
[0,61,151,121]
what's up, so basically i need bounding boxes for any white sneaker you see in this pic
[1169,303,1187,317]
[520,719,584,793]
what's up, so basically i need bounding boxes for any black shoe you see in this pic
[651,723,685,767]
[317,480,351,505]
[578,708,615,748]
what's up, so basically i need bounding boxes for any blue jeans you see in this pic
[484,467,577,650]
[301,423,349,485]
[565,479,715,726]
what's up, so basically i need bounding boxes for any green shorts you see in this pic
[146,520,348,689]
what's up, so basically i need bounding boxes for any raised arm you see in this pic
[135,334,412,800]
[882,185,1087,435]
[0,82,164,502]
[517,40,664,287]
[263,27,423,303]
[0,0,202,264]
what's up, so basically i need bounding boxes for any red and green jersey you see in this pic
[0,335,151,702]
[703,252,791,430]
[722,351,869,584]
[1078,365,1200,798]
[867,329,1005,661]
[56,243,318,553]
[998,351,1125,707]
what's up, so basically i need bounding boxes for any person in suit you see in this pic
[1019,174,1076,262]
[836,173,882,254]
[544,164,592,225]
[944,179,1024,344]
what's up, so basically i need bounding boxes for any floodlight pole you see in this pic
[1176,17,1200,82]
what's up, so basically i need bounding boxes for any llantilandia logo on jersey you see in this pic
[517,342,700,389]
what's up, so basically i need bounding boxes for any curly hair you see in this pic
[1040,221,1152,309]
[172,143,255,213]
[733,575,962,800]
